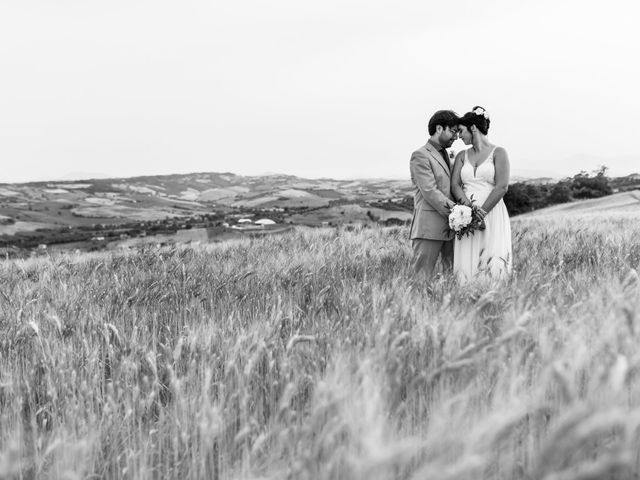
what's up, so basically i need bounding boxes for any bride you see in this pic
[450,106,512,282]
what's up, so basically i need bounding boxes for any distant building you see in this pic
[238,218,253,224]
[254,218,276,226]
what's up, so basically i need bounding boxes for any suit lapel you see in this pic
[424,143,450,177]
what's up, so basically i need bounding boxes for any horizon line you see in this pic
[2,167,639,186]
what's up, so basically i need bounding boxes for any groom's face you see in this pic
[438,126,458,148]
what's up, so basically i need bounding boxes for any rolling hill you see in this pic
[518,190,640,217]
[0,172,414,253]
[0,172,413,233]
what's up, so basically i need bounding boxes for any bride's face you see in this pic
[458,125,472,145]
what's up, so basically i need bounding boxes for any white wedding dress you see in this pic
[454,147,512,282]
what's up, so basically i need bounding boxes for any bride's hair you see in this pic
[458,106,490,135]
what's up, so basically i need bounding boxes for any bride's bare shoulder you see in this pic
[493,146,510,162]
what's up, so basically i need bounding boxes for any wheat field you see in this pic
[1,213,640,479]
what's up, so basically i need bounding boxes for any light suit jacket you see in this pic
[409,142,454,241]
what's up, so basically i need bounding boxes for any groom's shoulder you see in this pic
[411,144,429,159]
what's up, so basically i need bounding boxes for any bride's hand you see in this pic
[476,207,488,220]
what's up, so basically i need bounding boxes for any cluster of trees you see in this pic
[503,167,613,216]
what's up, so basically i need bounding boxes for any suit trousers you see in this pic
[412,238,453,280]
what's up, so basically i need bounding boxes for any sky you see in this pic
[1,0,639,183]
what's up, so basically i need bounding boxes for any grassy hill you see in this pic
[519,190,640,217]
[1,210,640,478]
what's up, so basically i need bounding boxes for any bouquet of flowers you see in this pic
[447,202,486,239]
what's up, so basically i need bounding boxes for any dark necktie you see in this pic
[439,148,451,173]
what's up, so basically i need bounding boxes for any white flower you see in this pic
[448,204,473,231]
[473,107,489,119]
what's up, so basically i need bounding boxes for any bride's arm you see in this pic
[480,147,510,214]
[450,152,472,205]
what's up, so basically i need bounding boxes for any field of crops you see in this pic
[1,212,640,479]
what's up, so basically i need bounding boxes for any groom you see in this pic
[409,110,459,280]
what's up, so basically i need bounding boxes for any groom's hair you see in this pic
[428,110,459,136]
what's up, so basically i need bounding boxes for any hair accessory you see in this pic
[473,107,490,119]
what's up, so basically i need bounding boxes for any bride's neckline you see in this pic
[465,146,497,176]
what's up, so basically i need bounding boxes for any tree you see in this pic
[503,183,550,216]
[548,181,572,204]
[570,166,612,199]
